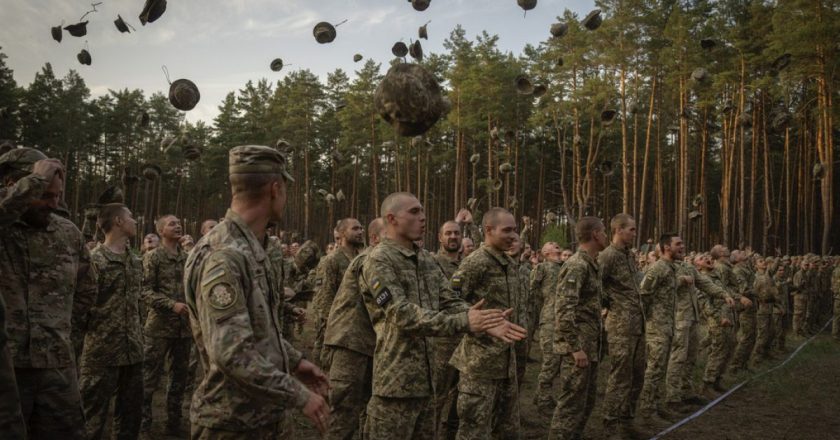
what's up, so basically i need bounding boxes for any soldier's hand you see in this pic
[485,309,527,343]
[295,359,330,397]
[172,302,189,316]
[739,296,753,308]
[32,158,64,180]
[571,350,589,368]
[724,296,735,307]
[679,275,694,286]
[456,208,473,224]
[302,392,330,435]
[467,299,506,333]
[720,318,732,327]
[292,307,307,323]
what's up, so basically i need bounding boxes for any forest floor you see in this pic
[143,315,840,440]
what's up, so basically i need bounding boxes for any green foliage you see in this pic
[540,223,569,249]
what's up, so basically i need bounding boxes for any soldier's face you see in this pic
[144,234,160,250]
[486,213,517,251]
[118,208,138,239]
[201,219,218,236]
[159,216,183,240]
[461,238,475,256]
[560,249,573,261]
[344,220,365,246]
[667,236,685,259]
[439,223,462,252]
[24,173,63,227]
[391,197,425,241]
[615,220,637,245]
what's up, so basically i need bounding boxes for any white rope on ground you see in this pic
[650,318,834,440]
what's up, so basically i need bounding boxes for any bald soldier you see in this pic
[360,192,526,439]
[432,220,464,440]
[184,145,330,438]
[729,250,757,373]
[531,241,564,414]
[322,218,385,440]
[313,218,365,368]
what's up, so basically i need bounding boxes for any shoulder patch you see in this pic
[375,287,392,307]
[451,275,463,292]
[371,277,382,292]
[202,266,227,287]
[208,284,236,310]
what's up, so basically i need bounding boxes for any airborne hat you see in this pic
[139,0,167,25]
[51,25,63,42]
[114,15,133,33]
[419,21,430,39]
[409,40,424,61]
[168,78,200,111]
[515,75,533,95]
[392,42,409,58]
[354,54,363,62]
[313,21,339,44]
[77,49,92,66]
[229,145,294,182]
[270,58,284,72]
[550,22,568,38]
[374,63,446,137]
[64,21,88,37]
[582,9,602,30]
[517,0,537,11]
[411,0,431,11]
[0,147,48,179]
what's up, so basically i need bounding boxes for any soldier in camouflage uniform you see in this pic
[360,193,526,440]
[0,149,97,439]
[283,240,321,345]
[530,242,563,414]
[831,260,840,340]
[638,234,683,423]
[140,214,192,435]
[449,208,524,440]
[751,257,779,365]
[455,208,482,248]
[313,218,364,368]
[80,203,145,440]
[730,250,757,373]
[598,214,646,437]
[771,261,791,352]
[506,234,533,394]
[184,145,331,438]
[549,217,608,440]
[323,218,385,440]
[0,292,26,438]
[699,247,739,394]
[791,258,812,337]
[431,220,463,440]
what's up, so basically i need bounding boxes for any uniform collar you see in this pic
[436,248,460,264]
[94,243,131,263]
[481,244,510,267]
[225,209,267,263]
[381,237,418,259]
[576,248,598,269]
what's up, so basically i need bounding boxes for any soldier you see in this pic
[141,232,159,254]
[730,250,757,373]
[284,240,321,345]
[0,149,97,439]
[530,242,563,415]
[832,259,840,340]
[323,218,385,440]
[455,208,482,247]
[0,292,26,439]
[598,214,646,438]
[184,145,330,438]
[140,214,191,435]
[80,203,144,439]
[548,217,607,440]
[699,247,739,395]
[200,218,218,237]
[431,220,463,440]
[312,218,365,368]
[666,253,732,410]
[771,260,791,352]
[637,234,683,423]
[752,257,779,365]
[360,192,526,439]
[506,234,533,393]
[791,258,811,337]
[461,237,476,258]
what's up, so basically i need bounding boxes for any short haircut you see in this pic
[610,213,634,234]
[336,218,359,234]
[380,192,417,218]
[439,220,460,234]
[155,214,177,233]
[576,216,604,243]
[230,172,284,200]
[368,218,385,241]
[97,203,128,233]
[482,207,511,229]
[710,245,726,260]
[659,233,677,250]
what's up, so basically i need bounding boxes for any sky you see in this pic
[2,0,594,124]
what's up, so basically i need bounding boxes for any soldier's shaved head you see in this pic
[368,218,385,245]
[482,207,512,229]
[380,192,425,243]
[380,192,417,218]
[710,245,730,260]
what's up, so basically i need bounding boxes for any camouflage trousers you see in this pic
[639,333,672,413]
[771,312,788,351]
[365,395,435,440]
[190,413,292,439]
[455,375,520,440]
[548,356,598,440]
[535,323,561,407]
[793,294,808,336]
[431,337,461,440]
[832,296,840,339]
[602,330,645,424]
[753,306,774,360]
[313,317,328,370]
[666,323,699,403]
[730,308,757,371]
[79,363,143,440]
[0,346,25,439]
[702,323,734,384]
[16,366,86,440]
[142,336,191,432]
[324,346,372,440]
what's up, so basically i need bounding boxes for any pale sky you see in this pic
[3,0,593,123]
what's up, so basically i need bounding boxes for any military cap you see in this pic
[64,21,88,37]
[229,145,294,182]
[77,49,92,66]
[51,24,63,43]
[0,147,47,178]
[168,78,200,111]
[140,0,167,25]
[114,15,133,33]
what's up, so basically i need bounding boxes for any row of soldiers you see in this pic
[1,144,839,440]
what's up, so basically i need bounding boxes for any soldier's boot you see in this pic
[712,378,727,392]
[637,409,671,428]
[682,394,709,406]
[665,401,692,415]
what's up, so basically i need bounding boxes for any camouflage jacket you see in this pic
[640,259,677,337]
[431,250,464,350]
[773,271,792,314]
[312,246,356,320]
[553,249,603,361]
[142,245,190,338]
[674,262,727,326]
[714,260,744,300]
[732,263,756,299]
[184,209,309,431]
[792,269,813,296]
[449,245,522,380]
[753,271,779,315]
[323,250,376,357]
[531,260,562,330]
[433,250,460,281]
[598,244,644,336]
[831,266,840,299]
[0,175,97,369]
[360,237,471,398]
[81,244,144,367]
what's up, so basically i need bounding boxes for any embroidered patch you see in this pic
[371,277,382,292]
[375,287,393,307]
[208,284,236,310]
[451,275,463,292]
[201,266,226,287]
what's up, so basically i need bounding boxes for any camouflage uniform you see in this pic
[449,245,523,440]
[752,270,779,362]
[730,263,756,371]
[597,244,645,428]
[359,238,472,440]
[772,270,791,351]
[513,260,532,392]
[666,263,728,403]
[638,259,677,416]
[831,265,840,340]
[530,260,563,410]
[701,264,736,387]
[322,250,376,440]
[79,244,145,440]
[792,267,811,336]
[141,245,191,433]
[0,294,26,439]
[312,247,357,369]
[549,249,603,440]
[184,209,311,437]
[431,250,462,440]
[283,243,320,345]
[0,171,97,440]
